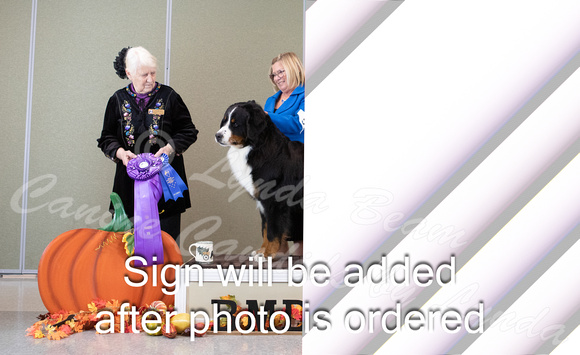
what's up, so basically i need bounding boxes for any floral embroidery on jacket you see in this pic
[121,100,135,147]
[148,99,164,145]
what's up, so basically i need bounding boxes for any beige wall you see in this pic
[0,0,303,272]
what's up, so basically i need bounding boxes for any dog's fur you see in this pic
[215,101,303,258]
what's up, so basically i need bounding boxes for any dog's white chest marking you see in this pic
[227,146,265,213]
[227,146,256,197]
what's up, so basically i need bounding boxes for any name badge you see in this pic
[148,109,165,115]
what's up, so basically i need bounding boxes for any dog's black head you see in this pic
[215,100,268,148]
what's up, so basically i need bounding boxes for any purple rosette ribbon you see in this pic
[127,153,164,266]
[159,153,188,201]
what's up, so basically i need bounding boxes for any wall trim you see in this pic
[17,0,38,273]
[165,0,172,85]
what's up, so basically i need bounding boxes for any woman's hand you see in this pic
[154,144,175,158]
[116,148,137,166]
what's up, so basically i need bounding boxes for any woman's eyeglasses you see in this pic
[269,70,285,79]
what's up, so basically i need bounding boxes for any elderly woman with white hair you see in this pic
[98,46,198,243]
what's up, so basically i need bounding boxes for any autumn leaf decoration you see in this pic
[26,298,182,340]
[26,298,112,340]
[122,231,135,256]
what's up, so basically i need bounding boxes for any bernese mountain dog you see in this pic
[215,100,303,258]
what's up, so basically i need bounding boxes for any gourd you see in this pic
[37,193,182,313]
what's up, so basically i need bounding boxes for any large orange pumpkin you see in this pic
[37,193,183,313]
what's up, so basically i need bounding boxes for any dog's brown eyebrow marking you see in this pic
[228,106,237,121]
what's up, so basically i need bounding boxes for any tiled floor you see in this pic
[0,276,301,355]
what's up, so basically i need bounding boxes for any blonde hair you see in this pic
[269,52,305,92]
[125,46,158,76]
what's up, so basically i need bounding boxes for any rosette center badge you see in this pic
[127,153,163,181]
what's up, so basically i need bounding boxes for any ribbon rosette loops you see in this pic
[159,153,188,201]
[127,153,164,266]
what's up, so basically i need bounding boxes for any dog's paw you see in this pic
[251,248,265,258]
[252,252,265,258]
[262,249,288,260]
[289,242,303,256]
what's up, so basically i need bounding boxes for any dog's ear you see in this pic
[245,102,267,143]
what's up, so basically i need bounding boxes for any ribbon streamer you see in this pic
[127,154,164,266]
[158,153,188,201]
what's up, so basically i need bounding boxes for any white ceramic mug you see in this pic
[189,241,214,263]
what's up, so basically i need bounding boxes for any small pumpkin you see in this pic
[170,313,191,334]
[149,300,168,314]
[162,323,177,339]
[37,193,183,313]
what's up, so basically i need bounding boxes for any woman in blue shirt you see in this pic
[264,52,305,143]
